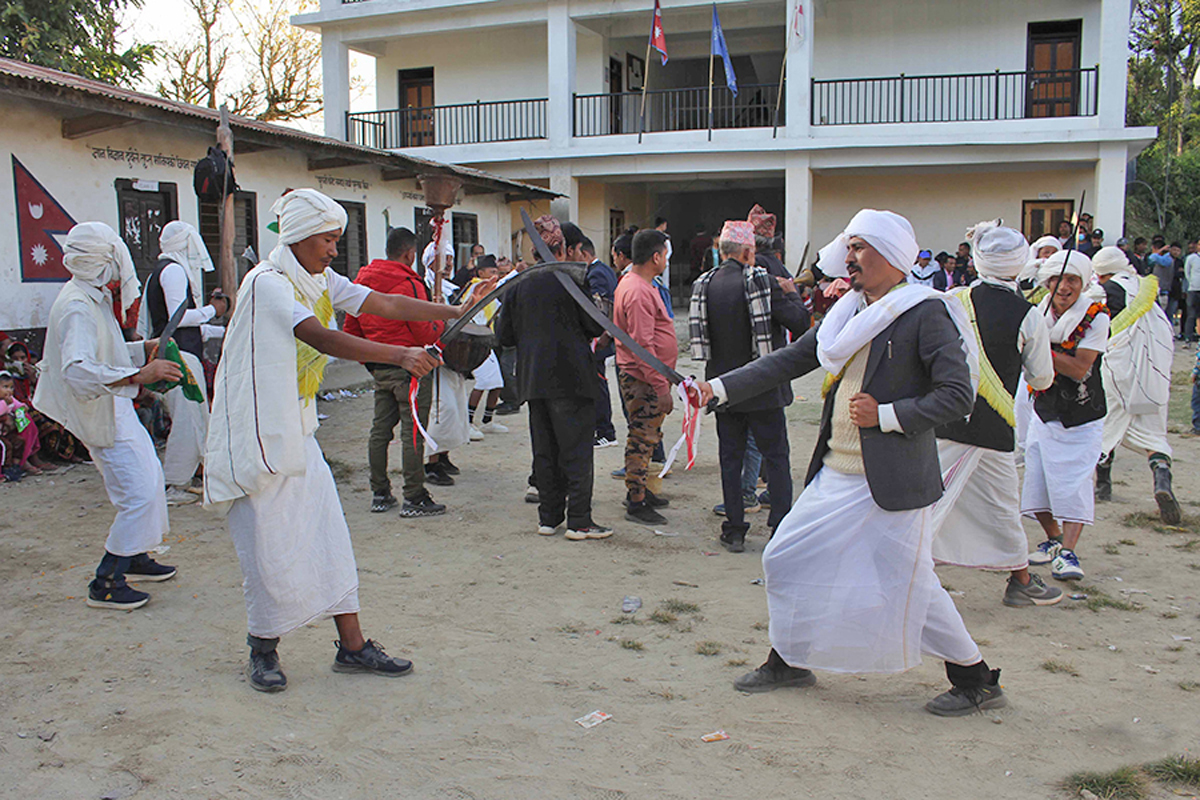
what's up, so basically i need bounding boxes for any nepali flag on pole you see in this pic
[650,0,668,65]
[711,4,738,97]
[790,1,806,47]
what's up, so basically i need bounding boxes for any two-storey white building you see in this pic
[299,0,1154,296]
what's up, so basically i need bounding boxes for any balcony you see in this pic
[812,67,1098,126]
[346,98,547,148]
[573,84,783,137]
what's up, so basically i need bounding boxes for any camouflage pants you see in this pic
[618,373,668,502]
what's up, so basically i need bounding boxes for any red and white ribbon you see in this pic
[409,344,442,453]
[658,378,702,477]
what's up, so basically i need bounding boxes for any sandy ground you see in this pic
[2,340,1199,800]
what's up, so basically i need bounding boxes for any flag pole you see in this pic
[772,56,786,139]
[638,38,653,144]
[707,25,715,142]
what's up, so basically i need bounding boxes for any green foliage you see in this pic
[1064,766,1148,799]
[0,0,155,86]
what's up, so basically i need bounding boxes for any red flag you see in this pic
[12,156,76,282]
[650,0,668,65]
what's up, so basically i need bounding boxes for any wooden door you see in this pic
[1027,21,1081,118]
[1022,200,1073,242]
[399,68,435,146]
[116,180,178,283]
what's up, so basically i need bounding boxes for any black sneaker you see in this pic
[925,671,1007,717]
[424,465,454,486]
[733,663,816,693]
[439,456,461,476]
[86,578,149,610]
[399,493,446,517]
[622,489,669,509]
[371,493,398,513]
[125,554,177,583]
[719,531,745,553]
[247,649,287,693]
[332,639,413,677]
[625,501,667,526]
[493,402,520,416]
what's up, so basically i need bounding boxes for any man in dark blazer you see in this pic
[690,220,809,552]
[496,215,611,541]
[694,208,1006,718]
[584,237,620,447]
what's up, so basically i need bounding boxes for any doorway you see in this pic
[1026,20,1082,118]
[115,179,178,283]
[1022,199,1074,241]
[608,57,623,133]
[398,67,435,147]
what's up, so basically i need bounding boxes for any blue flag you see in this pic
[711,4,738,97]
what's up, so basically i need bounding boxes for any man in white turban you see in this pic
[1022,250,1110,583]
[929,222,1059,608]
[205,188,491,693]
[139,220,229,506]
[34,222,184,611]
[1091,246,1179,522]
[693,210,1006,718]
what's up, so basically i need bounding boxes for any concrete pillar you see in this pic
[1096,0,1129,129]
[784,152,813,271]
[547,0,577,148]
[1094,142,1129,240]
[549,161,578,222]
[323,34,351,140]
[783,0,814,138]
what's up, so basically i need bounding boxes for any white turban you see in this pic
[159,220,213,300]
[816,209,919,278]
[1038,249,1094,287]
[63,222,141,322]
[1028,235,1061,262]
[422,236,454,269]
[1092,245,1135,276]
[966,220,1029,280]
[270,188,347,246]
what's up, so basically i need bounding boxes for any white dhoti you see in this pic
[1021,416,1103,525]
[765,466,981,673]
[931,440,1027,571]
[1101,396,1171,457]
[89,397,169,557]
[471,351,504,392]
[1014,378,1032,461]
[228,434,359,638]
[160,350,209,486]
[425,368,471,457]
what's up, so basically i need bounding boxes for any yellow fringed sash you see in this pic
[295,288,333,403]
[1109,275,1158,337]
[955,290,1015,426]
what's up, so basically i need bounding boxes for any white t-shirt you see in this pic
[1076,311,1110,353]
[291,269,372,328]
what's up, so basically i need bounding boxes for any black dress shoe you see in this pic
[438,456,461,476]
[424,466,454,486]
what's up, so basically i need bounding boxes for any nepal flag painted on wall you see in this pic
[12,155,76,282]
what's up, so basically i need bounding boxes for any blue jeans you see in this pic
[741,432,763,496]
[1191,377,1200,432]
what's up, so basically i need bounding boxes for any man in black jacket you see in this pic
[694,209,1005,718]
[495,215,611,541]
[689,220,808,552]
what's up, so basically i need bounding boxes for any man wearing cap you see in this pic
[688,219,808,551]
[1079,228,1103,257]
[205,188,488,692]
[908,249,948,290]
[693,209,1007,717]
[1092,246,1180,522]
[930,222,1060,608]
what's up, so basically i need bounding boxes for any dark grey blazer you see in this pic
[719,298,973,511]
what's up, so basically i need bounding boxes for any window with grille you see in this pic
[198,191,258,293]
[329,201,368,279]
[452,212,479,266]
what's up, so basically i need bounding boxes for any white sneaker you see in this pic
[480,421,509,434]
[537,524,558,536]
[594,437,618,449]
[165,486,199,506]
[469,426,485,441]
[525,485,539,503]
[1051,548,1085,581]
[1028,539,1062,565]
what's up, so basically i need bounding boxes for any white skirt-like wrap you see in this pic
[931,439,1028,571]
[1021,415,1103,526]
[89,397,169,557]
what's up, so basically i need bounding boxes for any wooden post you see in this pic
[637,38,652,144]
[216,105,237,300]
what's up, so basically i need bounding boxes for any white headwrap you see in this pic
[422,237,454,269]
[1036,249,1106,344]
[1028,235,1061,262]
[966,220,1029,280]
[62,222,141,321]
[270,188,347,246]
[1091,245,1135,276]
[816,209,919,278]
[159,220,213,301]
[1037,249,1094,288]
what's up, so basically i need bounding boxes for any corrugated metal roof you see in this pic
[0,56,556,199]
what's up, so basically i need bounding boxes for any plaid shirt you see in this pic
[688,259,773,361]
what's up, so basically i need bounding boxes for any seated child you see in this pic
[0,371,46,474]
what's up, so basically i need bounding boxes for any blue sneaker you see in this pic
[611,467,626,479]
[1028,539,1062,566]
[713,493,761,516]
[1051,549,1084,581]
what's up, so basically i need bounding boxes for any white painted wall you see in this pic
[0,95,514,332]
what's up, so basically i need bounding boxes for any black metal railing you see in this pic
[812,67,1098,125]
[346,98,548,148]
[574,83,782,137]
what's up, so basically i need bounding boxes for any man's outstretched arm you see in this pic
[694,325,821,406]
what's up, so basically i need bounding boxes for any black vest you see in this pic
[145,257,204,360]
[938,283,1031,452]
[1034,307,1107,429]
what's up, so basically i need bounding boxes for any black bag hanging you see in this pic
[193,145,237,202]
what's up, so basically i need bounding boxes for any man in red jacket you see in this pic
[345,227,446,517]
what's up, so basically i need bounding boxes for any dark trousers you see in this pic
[716,408,792,536]
[498,346,520,407]
[368,366,431,501]
[1186,291,1200,340]
[594,355,617,441]
[528,396,596,529]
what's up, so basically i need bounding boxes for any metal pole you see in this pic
[708,45,715,141]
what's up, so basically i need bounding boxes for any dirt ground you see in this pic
[2,341,1199,800]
